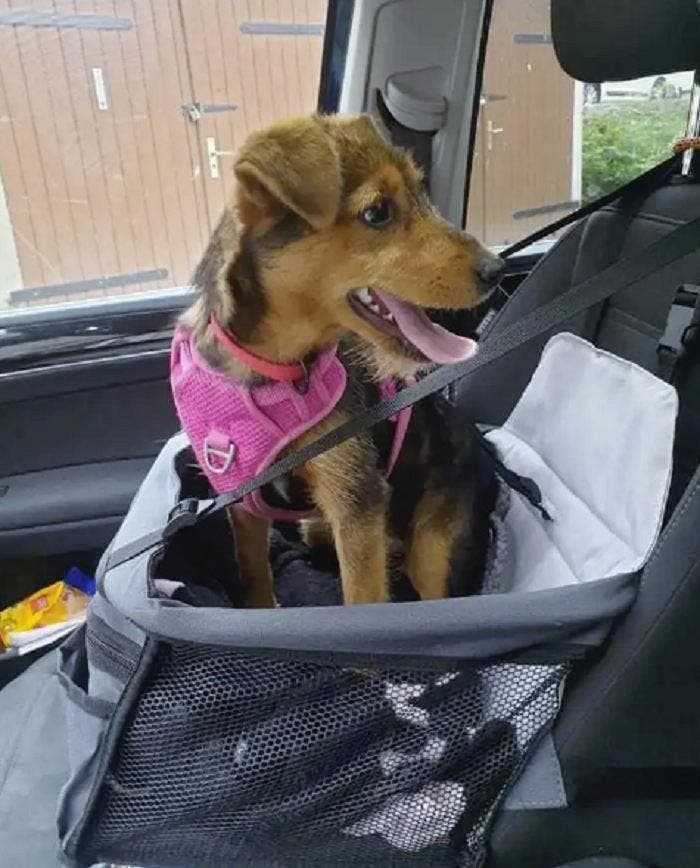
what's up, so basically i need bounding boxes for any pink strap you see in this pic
[379,376,416,478]
[210,316,305,382]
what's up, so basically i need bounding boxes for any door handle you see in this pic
[206,137,235,179]
[487,120,504,151]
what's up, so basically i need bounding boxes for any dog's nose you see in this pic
[476,255,506,286]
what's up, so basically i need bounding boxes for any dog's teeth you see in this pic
[383,313,395,322]
[357,288,372,304]
[369,303,381,313]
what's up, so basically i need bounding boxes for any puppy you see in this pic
[177,114,504,607]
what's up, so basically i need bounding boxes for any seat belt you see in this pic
[106,213,700,571]
[500,154,680,258]
[473,155,682,340]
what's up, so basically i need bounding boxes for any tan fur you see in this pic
[299,518,334,551]
[228,507,276,608]
[235,116,342,230]
[405,487,469,600]
[293,410,391,603]
[184,113,498,605]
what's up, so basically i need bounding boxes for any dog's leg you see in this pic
[405,487,470,600]
[300,518,334,550]
[303,441,390,604]
[333,508,389,604]
[300,518,339,572]
[227,506,276,608]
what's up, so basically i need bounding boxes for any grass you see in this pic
[582,100,689,202]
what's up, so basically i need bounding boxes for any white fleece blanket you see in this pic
[485,332,678,594]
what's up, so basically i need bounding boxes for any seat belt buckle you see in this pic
[658,284,699,380]
[680,293,700,350]
[164,498,200,539]
[659,285,699,352]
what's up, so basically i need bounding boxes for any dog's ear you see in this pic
[234,116,341,230]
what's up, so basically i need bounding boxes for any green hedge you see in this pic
[582,101,687,202]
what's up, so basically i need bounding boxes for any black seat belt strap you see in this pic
[501,154,680,259]
[465,420,552,521]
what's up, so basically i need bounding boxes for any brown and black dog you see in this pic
[181,113,504,607]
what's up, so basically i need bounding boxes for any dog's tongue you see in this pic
[373,290,478,364]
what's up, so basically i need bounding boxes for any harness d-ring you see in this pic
[203,436,237,475]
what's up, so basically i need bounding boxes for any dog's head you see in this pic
[193,114,504,377]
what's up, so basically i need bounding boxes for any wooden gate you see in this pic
[466,0,578,248]
[177,0,326,230]
[0,1,327,308]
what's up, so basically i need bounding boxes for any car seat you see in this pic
[451,1,700,865]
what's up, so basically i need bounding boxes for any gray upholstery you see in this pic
[456,180,700,425]
[481,178,700,866]
[552,860,652,868]
[0,650,66,867]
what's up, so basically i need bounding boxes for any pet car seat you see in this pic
[52,327,678,868]
[49,177,700,866]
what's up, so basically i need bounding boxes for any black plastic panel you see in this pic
[0,348,178,556]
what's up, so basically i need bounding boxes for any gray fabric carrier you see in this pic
[56,334,676,868]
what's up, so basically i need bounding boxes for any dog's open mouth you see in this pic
[348,287,478,365]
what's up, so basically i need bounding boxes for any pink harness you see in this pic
[170,322,413,521]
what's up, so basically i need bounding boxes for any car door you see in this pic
[0,2,335,579]
[0,0,494,583]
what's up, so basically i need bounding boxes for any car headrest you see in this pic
[552,0,700,83]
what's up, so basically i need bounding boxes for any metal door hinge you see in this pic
[181,101,237,123]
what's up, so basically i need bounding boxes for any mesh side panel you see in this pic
[82,644,568,867]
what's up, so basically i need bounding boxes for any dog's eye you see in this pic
[360,198,393,228]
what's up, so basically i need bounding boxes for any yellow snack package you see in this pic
[37,583,90,627]
[0,581,91,647]
[0,581,64,647]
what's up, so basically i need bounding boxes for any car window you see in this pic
[0,1,329,312]
[465,0,694,250]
